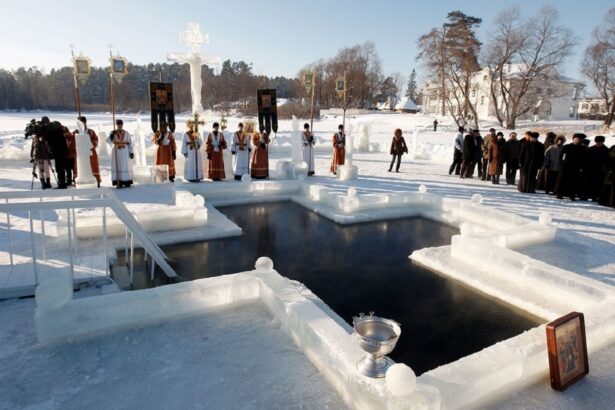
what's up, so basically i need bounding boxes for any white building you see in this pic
[578,97,610,120]
[422,65,584,122]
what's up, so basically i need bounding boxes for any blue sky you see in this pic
[0,0,612,86]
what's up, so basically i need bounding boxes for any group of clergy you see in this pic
[152,121,348,182]
[173,120,272,182]
[68,119,349,187]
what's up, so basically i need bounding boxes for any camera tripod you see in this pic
[31,158,58,191]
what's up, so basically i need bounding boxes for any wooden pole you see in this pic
[342,70,347,132]
[109,50,120,187]
[109,51,116,130]
[309,69,315,133]
[71,50,82,117]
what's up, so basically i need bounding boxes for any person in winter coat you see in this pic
[488,132,506,184]
[555,133,588,201]
[482,128,496,180]
[586,136,610,202]
[518,132,544,193]
[473,129,485,179]
[30,129,53,189]
[42,117,69,189]
[449,126,464,175]
[460,132,477,179]
[536,132,557,191]
[64,126,77,187]
[388,128,408,172]
[599,144,615,208]
[505,132,521,185]
[543,135,565,195]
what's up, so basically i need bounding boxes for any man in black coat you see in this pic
[41,116,69,189]
[472,129,484,178]
[518,131,544,193]
[555,133,588,201]
[599,144,615,208]
[505,132,521,185]
[460,132,476,179]
[449,126,464,175]
[586,136,609,202]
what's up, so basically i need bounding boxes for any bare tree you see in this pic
[484,6,577,129]
[300,42,384,109]
[582,8,615,129]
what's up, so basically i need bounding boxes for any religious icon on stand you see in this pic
[336,77,346,95]
[243,120,256,137]
[304,73,314,93]
[257,89,278,135]
[110,55,129,83]
[75,58,91,78]
[149,82,176,133]
[546,312,589,391]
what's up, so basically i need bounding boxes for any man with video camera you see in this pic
[27,119,53,189]
[26,117,70,189]
[42,117,70,189]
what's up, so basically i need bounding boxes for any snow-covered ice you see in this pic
[1,110,615,409]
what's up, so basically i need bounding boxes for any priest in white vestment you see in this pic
[302,123,316,176]
[182,120,204,182]
[107,119,134,187]
[231,122,251,180]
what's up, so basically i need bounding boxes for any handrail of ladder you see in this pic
[0,189,177,278]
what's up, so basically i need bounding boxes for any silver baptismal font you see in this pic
[353,312,401,378]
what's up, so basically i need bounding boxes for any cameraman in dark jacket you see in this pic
[41,117,69,189]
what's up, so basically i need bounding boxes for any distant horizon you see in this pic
[1,0,613,95]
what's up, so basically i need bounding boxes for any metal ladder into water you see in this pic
[0,188,177,299]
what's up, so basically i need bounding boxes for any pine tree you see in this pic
[405,69,417,101]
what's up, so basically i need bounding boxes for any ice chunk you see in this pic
[470,193,483,204]
[35,274,73,309]
[255,257,274,273]
[539,212,552,225]
[386,363,417,396]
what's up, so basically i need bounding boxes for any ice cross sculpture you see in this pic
[168,23,221,115]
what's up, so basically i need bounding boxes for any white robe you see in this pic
[182,131,204,181]
[107,130,133,182]
[302,131,315,173]
[231,131,251,178]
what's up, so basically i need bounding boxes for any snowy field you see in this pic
[1,110,614,409]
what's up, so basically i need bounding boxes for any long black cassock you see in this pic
[518,140,545,193]
[554,143,588,199]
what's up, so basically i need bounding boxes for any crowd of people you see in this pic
[26,117,353,188]
[25,115,615,210]
[449,126,615,208]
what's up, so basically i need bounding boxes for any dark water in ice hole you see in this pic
[121,201,543,375]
